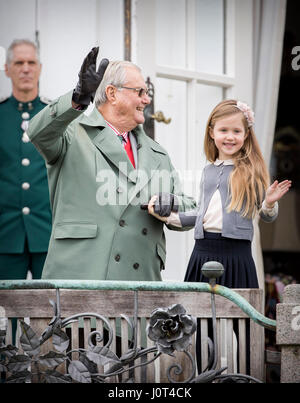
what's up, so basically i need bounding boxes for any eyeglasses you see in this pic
[118,86,149,97]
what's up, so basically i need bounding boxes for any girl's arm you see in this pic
[147,196,197,228]
[148,169,206,228]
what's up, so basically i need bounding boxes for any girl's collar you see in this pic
[214,159,234,166]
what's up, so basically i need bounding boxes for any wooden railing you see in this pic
[0,279,275,383]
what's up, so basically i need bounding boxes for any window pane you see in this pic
[155,77,187,170]
[156,0,186,67]
[196,0,224,74]
[154,77,188,281]
[196,83,223,169]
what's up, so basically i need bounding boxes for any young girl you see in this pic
[148,99,291,374]
[148,99,291,289]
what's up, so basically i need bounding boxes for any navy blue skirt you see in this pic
[184,232,259,289]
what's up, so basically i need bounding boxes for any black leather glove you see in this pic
[72,47,109,106]
[154,193,179,216]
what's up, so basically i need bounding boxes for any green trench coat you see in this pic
[28,91,196,281]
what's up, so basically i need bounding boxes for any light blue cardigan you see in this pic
[179,162,278,241]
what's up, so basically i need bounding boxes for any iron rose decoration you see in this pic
[146,304,196,356]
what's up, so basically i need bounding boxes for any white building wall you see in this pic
[0,0,124,100]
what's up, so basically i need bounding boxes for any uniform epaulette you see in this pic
[40,96,52,104]
[0,96,9,104]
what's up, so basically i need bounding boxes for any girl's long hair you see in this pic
[204,99,270,218]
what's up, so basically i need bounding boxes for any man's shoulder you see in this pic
[39,96,52,105]
[0,95,9,105]
[135,127,169,156]
[148,137,168,155]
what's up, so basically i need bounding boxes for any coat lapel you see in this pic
[80,108,164,197]
[80,108,137,183]
[130,125,162,197]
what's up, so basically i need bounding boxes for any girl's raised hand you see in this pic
[265,180,292,208]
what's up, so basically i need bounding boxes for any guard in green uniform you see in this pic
[0,39,52,280]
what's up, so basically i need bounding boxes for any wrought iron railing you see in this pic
[0,262,276,383]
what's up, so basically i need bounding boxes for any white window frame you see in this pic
[132,0,253,179]
[132,0,254,280]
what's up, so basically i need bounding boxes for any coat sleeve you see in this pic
[28,90,85,165]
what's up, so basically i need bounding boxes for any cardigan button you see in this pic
[115,254,121,262]
[119,219,125,227]
[142,228,148,235]
[133,263,139,270]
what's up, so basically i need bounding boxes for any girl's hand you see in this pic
[265,180,292,208]
[148,195,168,223]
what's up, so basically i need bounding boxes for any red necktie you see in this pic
[106,121,136,168]
[124,136,135,168]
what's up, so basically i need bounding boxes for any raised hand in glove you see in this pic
[72,47,109,106]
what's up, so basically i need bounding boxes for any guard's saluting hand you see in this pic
[72,47,109,106]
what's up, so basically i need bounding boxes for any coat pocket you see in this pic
[54,222,98,239]
[156,243,166,270]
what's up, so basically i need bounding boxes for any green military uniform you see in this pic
[0,95,52,279]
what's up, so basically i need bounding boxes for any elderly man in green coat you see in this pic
[28,48,196,281]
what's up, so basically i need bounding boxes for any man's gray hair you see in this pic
[6,39,40,65]
[94,60,141,107]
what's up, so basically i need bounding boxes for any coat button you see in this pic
[22,112,30,120]
[115,254,120,262]
[22,132,30,143]
[133,263,139,270]
[142,228,148,235]
[119,219,125,227]
[22,182,30,190]
[21,120,29,132]
[22,158,30,166]
[22,207,30,215]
